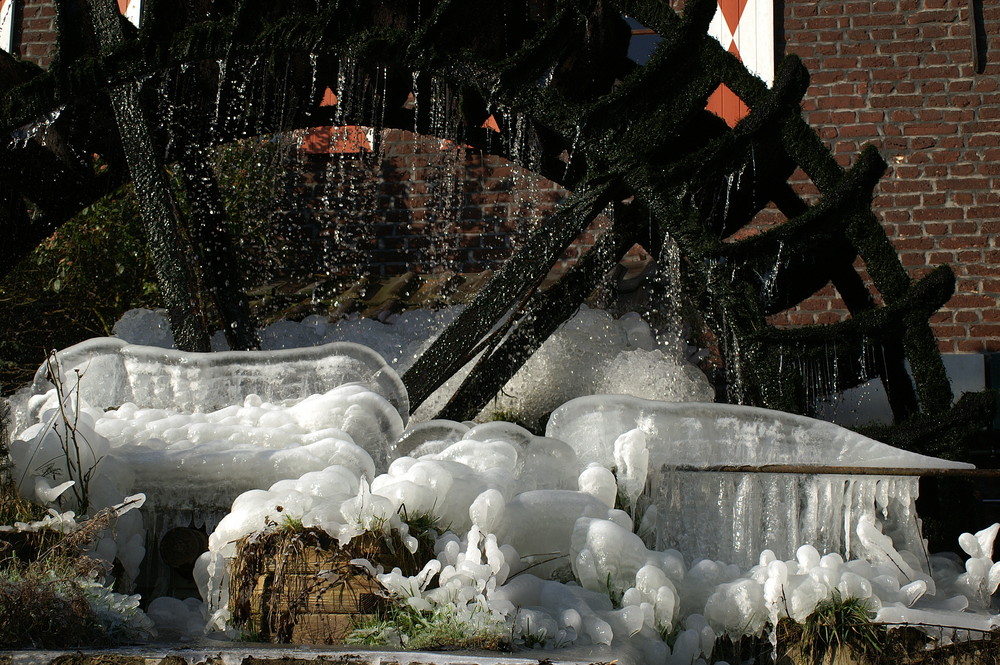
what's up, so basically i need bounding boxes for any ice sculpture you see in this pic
[13,337,408,431]
[547,395,973,568]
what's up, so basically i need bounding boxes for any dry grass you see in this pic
[0,531,112,649]
[0,482,127,648]
[0,571,107,648]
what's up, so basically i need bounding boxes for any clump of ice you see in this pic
[12,336,408,433]
[12,383,399,514]
[198,407,1000,656]
[146,596,207,642]
[546,394,973,567]
[107,306,714,427]
[396,420,581,493]
[614,429,649,512]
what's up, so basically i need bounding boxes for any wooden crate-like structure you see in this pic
[229,528,428,644]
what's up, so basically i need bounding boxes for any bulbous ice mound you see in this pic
[20,337,408,426]
[546,395,973,470]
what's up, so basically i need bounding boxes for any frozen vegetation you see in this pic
[4,307,1000,662]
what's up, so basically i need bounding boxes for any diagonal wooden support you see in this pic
[83,0,210,351]
[403,178,617,409]
[434,201,654,424]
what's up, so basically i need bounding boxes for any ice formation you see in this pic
[11,383,400,501]
[6,342,409,598]
[546,395,972,567]
[7,307,999,660]
[12,336,408,432]
[200,419,1000,659]
[109,306,715,426]
[546,395,975,470]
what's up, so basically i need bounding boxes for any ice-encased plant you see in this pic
[0,498,153,648]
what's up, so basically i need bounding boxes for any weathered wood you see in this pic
[83,0,211,352]
[0,0,974,435]
[666,464,1000,478]
[229,530,426,645]
[435,205,643,423]
[402,179,617,409]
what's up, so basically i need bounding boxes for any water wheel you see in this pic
[0,0,989,451]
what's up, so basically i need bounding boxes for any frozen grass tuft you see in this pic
[348,602,510,651]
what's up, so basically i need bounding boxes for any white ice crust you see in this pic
[546,395,971,568]
[18,336,408,428]
[198,419,1000,659]
[9,307,998,659]
[546,395,974,470]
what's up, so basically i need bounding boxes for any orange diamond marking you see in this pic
[706,83,749,129]
[719,0,749,37]
[320,87,337,107]
[727,39,742,63]
[117,0,130,14]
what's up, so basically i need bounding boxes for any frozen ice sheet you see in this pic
[14,337,408,431]
[546,395,974,470]
[546,395,971,568]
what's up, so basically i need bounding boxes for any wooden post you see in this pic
[82,0,211,352]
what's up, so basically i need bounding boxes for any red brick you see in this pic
[956,340,990,352]
[941,236,989,249]
[971,324,1000,338]
[948,293,996,308]
[968,206,1000,218]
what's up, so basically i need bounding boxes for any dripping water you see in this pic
[8,106,64,149]
[213,59,227,130]
[309,54,319,109]
[762,240,786,308]
[564,123,582,181]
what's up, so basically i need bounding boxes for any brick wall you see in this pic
[778,0,1000,353]
[275,129,572,281]
[13,0,55,67]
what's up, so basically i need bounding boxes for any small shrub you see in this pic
[0,571,107,648]
[0,497,152,648]
[799,592,884,664]
[276,514,305,533]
